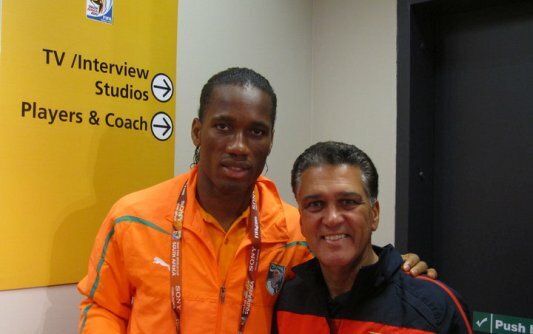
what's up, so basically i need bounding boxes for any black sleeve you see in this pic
[271,306,280,334]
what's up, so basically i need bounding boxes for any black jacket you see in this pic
[273,244,472,334]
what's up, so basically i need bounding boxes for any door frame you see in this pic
[395,0,512,260]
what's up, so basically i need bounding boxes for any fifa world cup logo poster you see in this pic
[86,0,113,23]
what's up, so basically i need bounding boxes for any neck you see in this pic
[321,248,379,299]
[196,177,253,231]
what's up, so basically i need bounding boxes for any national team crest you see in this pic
[266,262,286,295]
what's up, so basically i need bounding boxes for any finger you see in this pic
[426,268,438,279]
[401,253,420,272]
[409,260,428,277]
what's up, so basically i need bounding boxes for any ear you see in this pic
[298,215,308,240]
[370,200,380,232]
[191,118,202,146]
[269,129,275,153]
[296,197,304,228]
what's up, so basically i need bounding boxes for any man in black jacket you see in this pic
[273,141,473,334]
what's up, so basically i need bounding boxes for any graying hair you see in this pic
[291,141,378,204]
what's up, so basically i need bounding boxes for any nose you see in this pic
[226,131,249,156]
[323,205,343,227]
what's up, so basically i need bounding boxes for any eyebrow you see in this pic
[340,191,363,198]
[210,114,271,128]
[249,121,271,129]
[301,191,363,201]
[301,194,322,201]
[210,114,235,122]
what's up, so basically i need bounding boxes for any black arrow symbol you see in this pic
[153,117,171,136]
[154,78,172,98]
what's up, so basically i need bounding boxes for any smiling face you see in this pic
[191,84,274,196]
[296,164,380,273]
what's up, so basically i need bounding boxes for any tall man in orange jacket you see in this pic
[78,67,434,334]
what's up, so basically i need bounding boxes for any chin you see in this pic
[218,181,252,194]
[318,255,354,269]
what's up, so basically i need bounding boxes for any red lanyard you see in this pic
[170,181,187,333]
[170,180,261,334]
[238,189,261,334]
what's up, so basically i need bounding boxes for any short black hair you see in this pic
[198,67,277,126]
[291,141,379,204]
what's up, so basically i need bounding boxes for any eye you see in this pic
[339,199,362,208]
[215,123,230,131]
[250,128,266,137]
[305,201,324,212]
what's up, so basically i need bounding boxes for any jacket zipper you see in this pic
[220,283,226,304]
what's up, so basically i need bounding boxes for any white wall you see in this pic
[311,0,397,245]
[0,285,81,334]
[0,1,397,332]
[175,0,313,198]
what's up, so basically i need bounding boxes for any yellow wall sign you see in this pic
[0,1,178,290]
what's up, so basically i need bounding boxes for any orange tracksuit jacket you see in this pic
[78,167,311,334]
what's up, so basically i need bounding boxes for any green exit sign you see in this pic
[474,312,533,334]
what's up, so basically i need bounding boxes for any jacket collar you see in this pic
[293,244,402,307]
[167,167,290,244]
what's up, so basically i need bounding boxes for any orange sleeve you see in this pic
[282,202,313,279]
[77,209,132,334]
[78,298,127,334]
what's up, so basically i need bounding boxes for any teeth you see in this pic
[324,234,347,241]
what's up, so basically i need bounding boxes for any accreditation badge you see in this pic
[266,263,286,296]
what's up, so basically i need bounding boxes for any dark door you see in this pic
[397,0,533,322]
